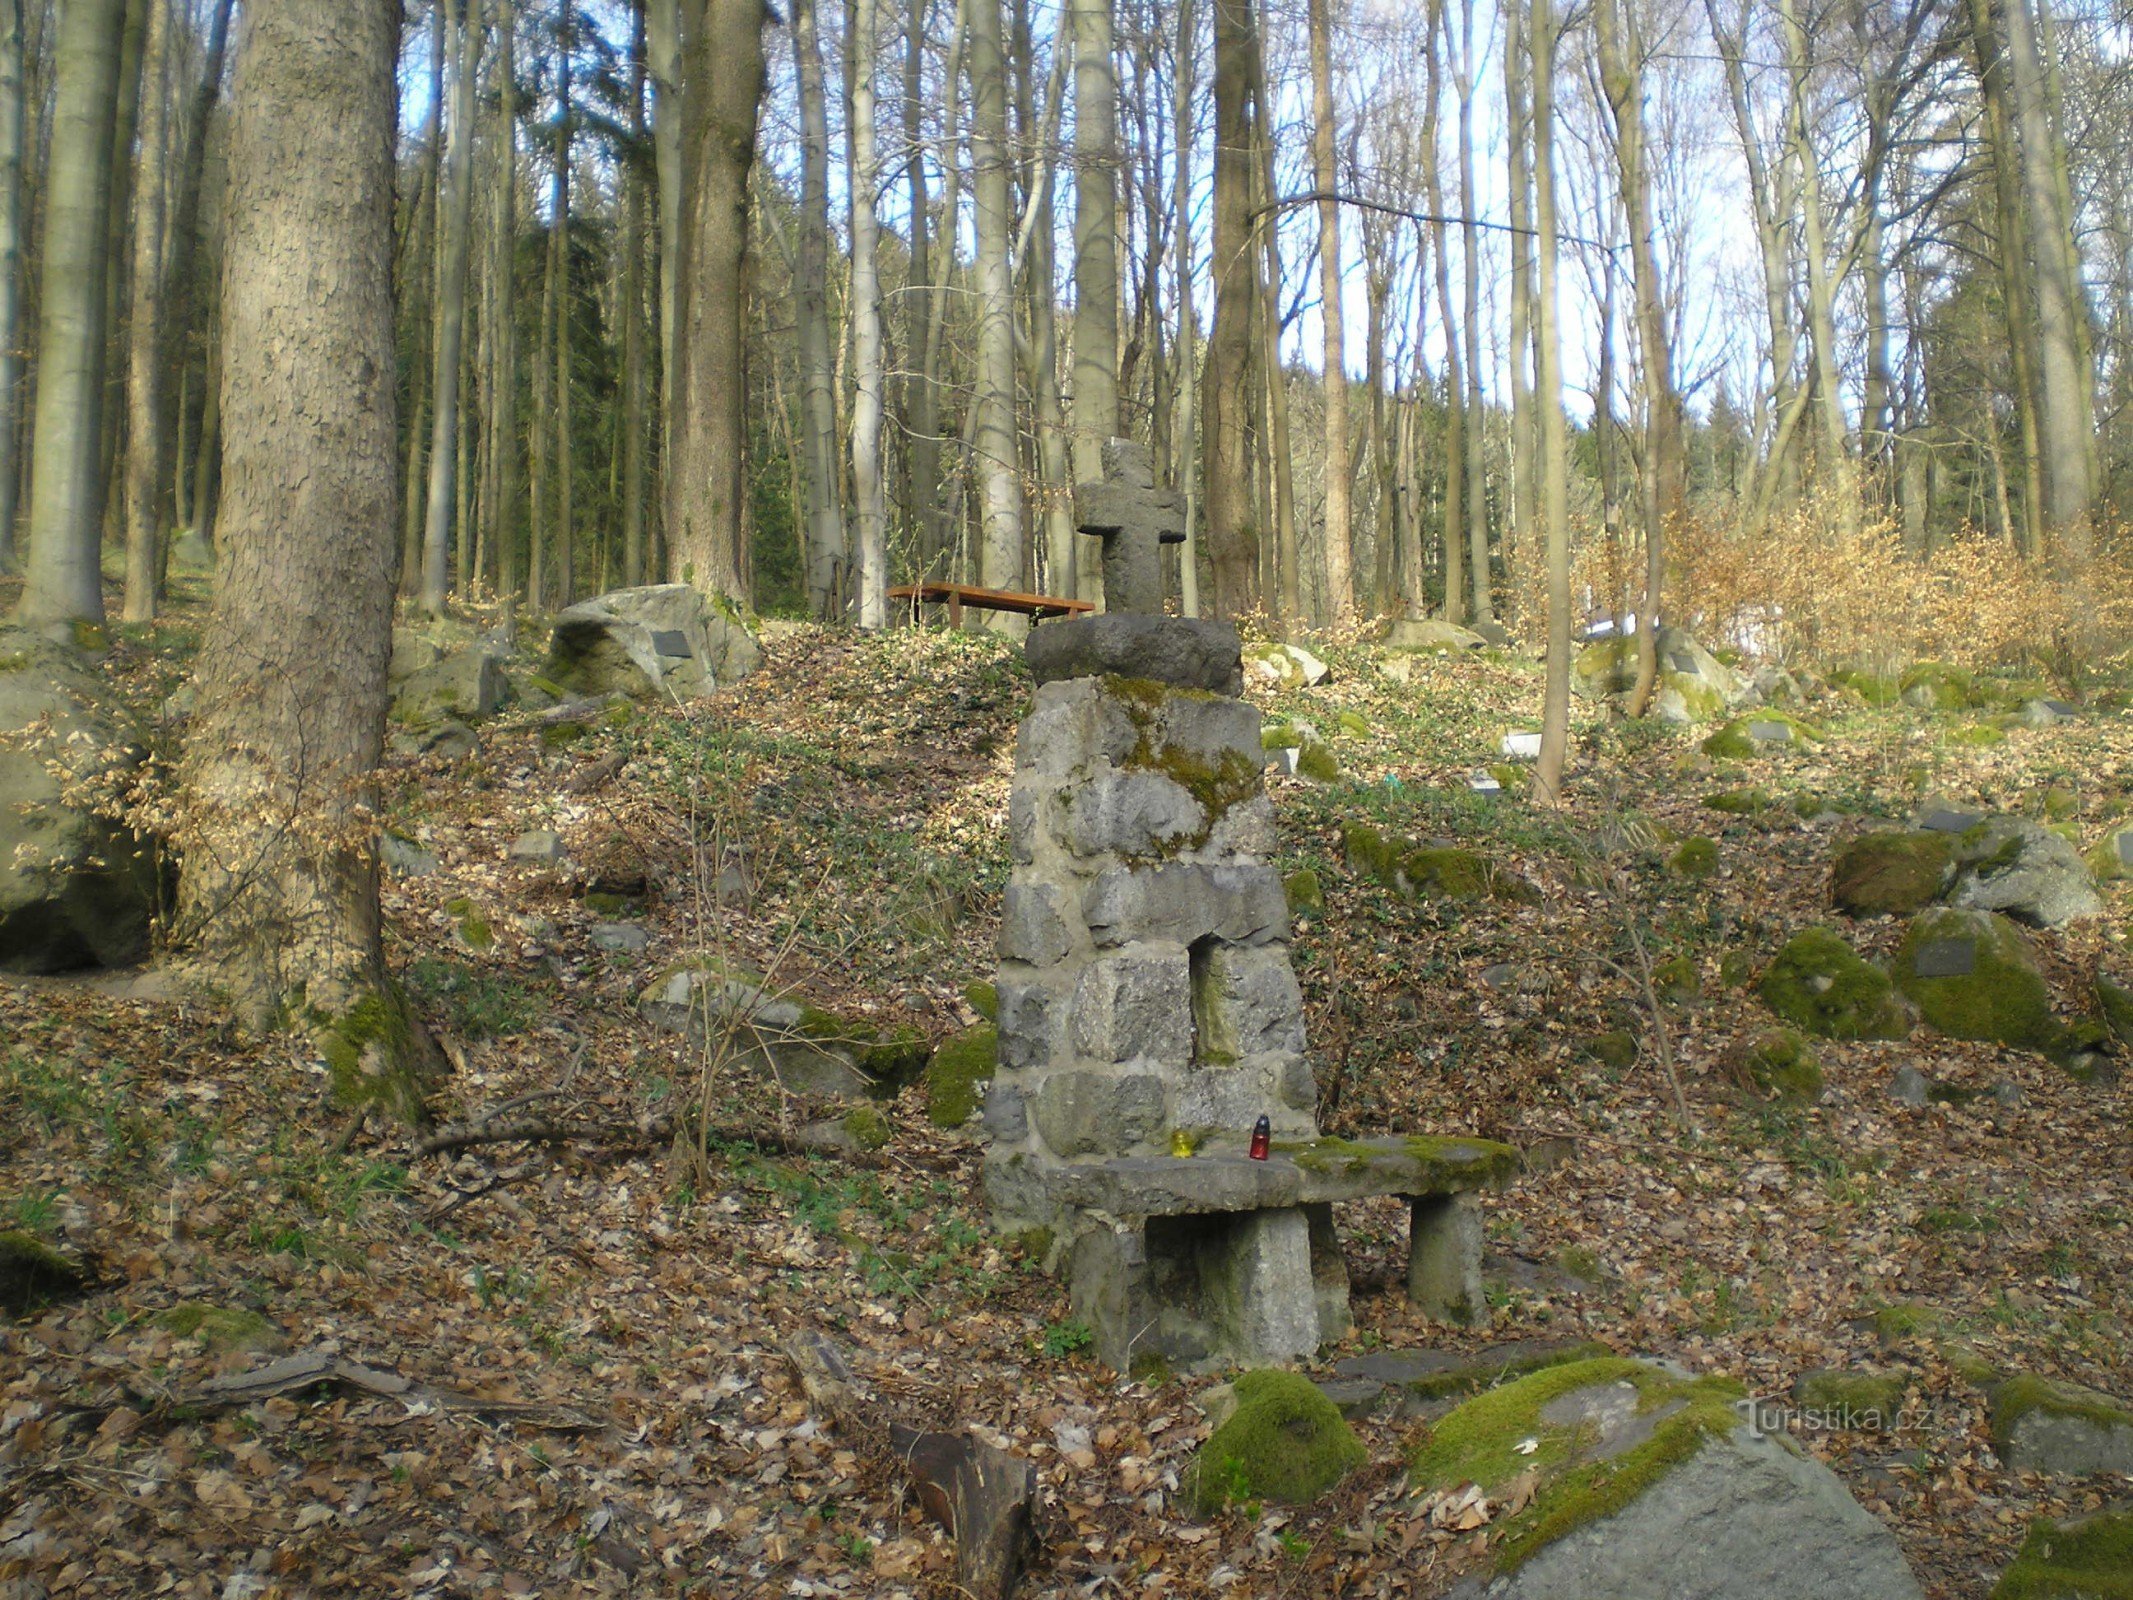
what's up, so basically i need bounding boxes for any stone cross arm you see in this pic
[1073,438,1186,616]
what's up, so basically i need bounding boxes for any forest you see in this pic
[0,0,2130,1598]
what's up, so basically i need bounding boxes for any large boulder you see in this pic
[1894,908,2060,1053]
[1757,928,1913,1040]
[1830,831,1954,917]
[1989,1509,2133,1598]
[1385,618,1486,653]
[1190,1369,1366,1513]
[0,632,160,972]
[1410,1357,1922,1600]
[1948,816,2101,928]
[1573,627,1750,725]
[545,584,760,701]
[388,626,506,728]
[1990,1375,2133,1477]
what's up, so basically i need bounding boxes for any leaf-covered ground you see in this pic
[2,610,2128,1599]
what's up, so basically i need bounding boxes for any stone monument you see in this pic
[984,440,1517,1373]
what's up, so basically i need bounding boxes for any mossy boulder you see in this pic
[1668,837,1719,878]
[155,1303,285,1354]
[1701,712,1821,761]
[637,957,922,1099]
[1894,908,2059,1053]
[315,985,437,1124]
[2097,975,2133,1046]
[1702,788,1770,816]
[925,1023,996,1128]
[1733,1027,1824,1105]
[1948,722,2008,748]
[1652,954,1702,1005]
[1572,628,1747,724]
[1948,816,2102,928]
[2087,825,2133,882]
[1341,821,1537,904]
[964,980,999,1021]
[545,584,760,700]
[0,1229,88,1313]
[1991,1375,2133,1477]
[1991,1510,2133,1599]
[1831,666,1900,706]
[1283,868,1325,917]
[1582,1030,1638,1069]
[1900,661,1979,712]
[1831,831,1954,917]
[1757,927,1913,1040]
[1793,1368,1907,1430]
[1190,1369,1366,1513]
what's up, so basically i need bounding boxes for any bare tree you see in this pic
[848,0,888,627]
[968,0,1025,615]
[1306,0,1353,621]
[419,0,480,614]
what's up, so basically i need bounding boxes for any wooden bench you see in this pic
[889,581,1092,627]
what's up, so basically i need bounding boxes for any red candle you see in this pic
[1248,1115,1271,1161]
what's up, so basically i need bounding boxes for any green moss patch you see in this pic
[841,1104,892,1151]
[1409,1357,1746,1573]
[1901,661,1979,712]
[964,980,999,1022]
[1831,667,1900,706]
[1400,1340,1618,1404]
[0,1229,87,1313]
[1190,1369,1367,1513]
[1667,837,1718,878]
[1581,1030,1638,1069]
[1830,831,1953,917]
[1991,1510,2133,1599]
[1757,927,1913,1040]
[155,1303,282,1353]
[1283,869,1325,917]
[925,1024,997,1127]
[1895,908,2060,1053]
[1103,676,1263,831]
[1734,1027,1823,1105]
[314,985,435,1125]
[2088,827,2133,883]
[1701,713,1820,761]
[1990,1375,2133,1454]
[1341,821,1536,904]
[1793,1369,1907,1430]
[1701,789,1770,815]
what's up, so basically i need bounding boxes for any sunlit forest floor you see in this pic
[2,579,2128,1598]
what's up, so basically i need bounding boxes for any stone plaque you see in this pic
[2043,700,2078,717]
[651,629,693,658]
[1920,809,1982,834]
[1913,938,1976,979]
[1669,651,1699,675]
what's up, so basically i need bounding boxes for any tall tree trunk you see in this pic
[1248,26,1297,628]
[621,0,648,590]
[900,0,942,576]
[419,0,478,614]
[848,0,887,626]
[120,0,171,624]
[492,0,521,601]
[15,0,126,628]
[968,0,1024,617]
[1530,0,1571,802]
[1306,0,1352,621]
[1453,0,1489,625]
[1777,0,1856,530]
[1422,0,1463,625]
[794,0,844,614]
[0,0,22,576]
[549,0,574,606]
[1171,0,1200,616]
[1068,0,1118,606]
[1502,0,1536,602]
[175,0,437,1119]
[399,0,447,597]
[667,0,767,601]
[1203,0,1258,620]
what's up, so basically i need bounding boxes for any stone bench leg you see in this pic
[1200,1208,1321,1364]
[1069,1225,1156,1374]
[1407,1192,1487,1327]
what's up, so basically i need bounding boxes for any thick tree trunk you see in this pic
[549,0,575,606]
[419,0,478,614]
[1171,0,1200,616]
[175,0,436,1121]
[848,0,887,627]
[1203,0,1258,620]
[15,0,127,628]
[967,0,1024,618]
[0,0,22,576]
[1422,0,1462,625]
[1068,0,1118,606]
[621,0,648,590]
[1453,0,1489,626]
[667,0,766,602]
[901,0,942,577]
[793,0,844,615]
[1306,0,1352,622]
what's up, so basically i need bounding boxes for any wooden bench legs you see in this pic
[1408,1191,1489,1328]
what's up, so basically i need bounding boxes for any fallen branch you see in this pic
[784,1330,1035,1600]
[179,1350,600,1432]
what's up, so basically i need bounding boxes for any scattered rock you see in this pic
[544,584,760,701]
[1947,816,2102,928]
[1409,1356,1922,1599]
[1991,1375,2133,1477]
[389,632,504,727]
[1282,868,1325,918]
[2085,825,2133,883]
[1239,641,1330,688]
[0,1229,89,1314]
[589,922,649,955]
[1757,927,1913,1040]
[510,829,567,864]
[638,958,929,1100]
[1732,1027,1823,1106]
[1188,1369,1365,1512]
[1572,626,1751,724]
[1889,1066,1932,1108]
[1702,712,1820,760]
[2019,697,2080,728]
[797,1105,892,1156]
[1581,1030,1639,1070]
[381,833,439,877]
[1830,832,1953,917]
[926,1024,997,1128]
[1899,661,1979,712]
[154,1303,287,1355]
[1342,821,1539,904]
[1668,837,1718,878]
[0,629,162,973]
[1894,907,2060,1053]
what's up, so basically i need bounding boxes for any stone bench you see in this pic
[995,1134,1520,1373]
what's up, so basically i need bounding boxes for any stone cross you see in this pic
[1075,438,1185,615]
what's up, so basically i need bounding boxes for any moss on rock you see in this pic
[1283,868,1325,917]
[1989,1374,2133,1455]
[1582,1030,1638,1069]
[1901,661,1979,712]
[1793,1368,1907,1429]
[1408,1357,1746,1574]
[964,980,999,1022]
[1991,1510,2133,1600]
[1830,667,1900,706]
[1830,831,1954,917]
[841,1104,892,1151]
[0,1229,86,1312]
[1668,837,1718,877]
[1895,908,2060,1052]
[1190,1368,1367,1513]
[925,1023,997,1127]
[315,984,435,1125]
[1702,788,1770,816]
[1702,712,1821,761]
[155,1303,282,1353]
[2087,826,2133,882]
[1734,1027,1824,1105]
[1757,927,1913,1040]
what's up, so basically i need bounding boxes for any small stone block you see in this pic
[1912,937,1976,978]
[1467,770,1501,793]
[1198,1207,1321,1363]
[1025,615,1244,695]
